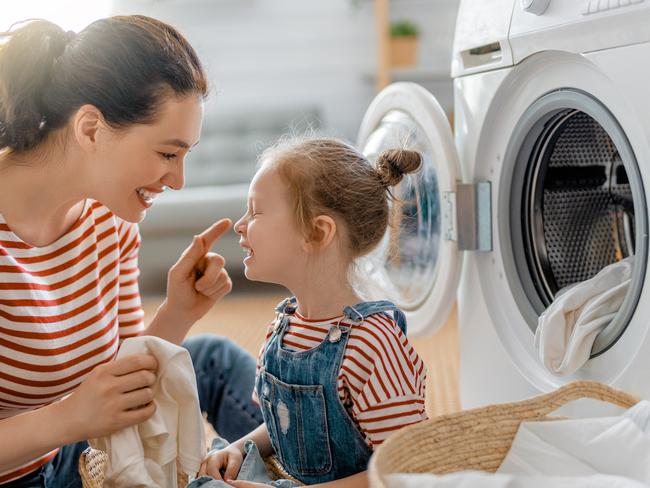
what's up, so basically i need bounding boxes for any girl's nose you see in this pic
[234,215,246,235]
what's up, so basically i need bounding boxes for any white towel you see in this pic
[534,256,633,376]
[90,336,205,488]
[383,401,650,488]
[385,472,646,487]
[496,400,650,481]
[497,400,650,480]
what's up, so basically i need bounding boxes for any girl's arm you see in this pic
[230,423,273,457]
[227,471,368,488]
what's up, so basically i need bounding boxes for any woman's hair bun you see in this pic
[376,148,422,187]
[0,20,74,151]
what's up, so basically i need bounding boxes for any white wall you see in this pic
[111,0,460,144]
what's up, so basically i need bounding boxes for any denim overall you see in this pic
[255,297,408,484]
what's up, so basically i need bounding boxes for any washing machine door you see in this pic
[356,82,462,336]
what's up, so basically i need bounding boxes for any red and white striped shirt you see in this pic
[255,309,427,448]
[0,199,144,483]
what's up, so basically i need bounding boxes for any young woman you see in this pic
[0,16,261,486]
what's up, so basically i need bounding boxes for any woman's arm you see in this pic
[144,220,233,345]
[144,298,194,345]
[0,400,80,473]
[0,354,157,473]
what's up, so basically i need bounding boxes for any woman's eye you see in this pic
[159,152,177,160]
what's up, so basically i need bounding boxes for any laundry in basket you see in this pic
[367,381,641,487]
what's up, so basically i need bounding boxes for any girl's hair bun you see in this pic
[376,148,422,187]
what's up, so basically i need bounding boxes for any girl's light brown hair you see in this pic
[260,137,422,259]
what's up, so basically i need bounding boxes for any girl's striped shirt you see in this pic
[255,309,427,448]
[0,199,144,483]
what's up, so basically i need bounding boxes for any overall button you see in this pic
[329,326,342,343]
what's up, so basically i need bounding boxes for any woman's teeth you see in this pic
[137,188,159,205]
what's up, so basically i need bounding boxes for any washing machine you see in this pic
[356,0,650,409]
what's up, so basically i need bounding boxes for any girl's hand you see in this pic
[199,445,244,481]
[61,354,158,440]
[165,219,233,326]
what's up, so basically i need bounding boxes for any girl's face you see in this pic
[234,163,308,285]
[90,95,204,223]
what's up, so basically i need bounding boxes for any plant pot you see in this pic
[389,36,418,68]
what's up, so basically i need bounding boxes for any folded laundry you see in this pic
[497,400,650,480]
[534,256,634,376]
[383,399,650,487]
[385,472,646,487]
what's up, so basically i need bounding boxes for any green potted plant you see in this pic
[389,20,419,68]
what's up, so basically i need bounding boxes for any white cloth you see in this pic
[383,401,650,488]
[534,256,634,376]
[497,400,650,480]
[90,336,205,488]
[385,472,646,488]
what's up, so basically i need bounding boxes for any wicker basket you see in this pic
[368,381,640,488]
[79,447,302,487]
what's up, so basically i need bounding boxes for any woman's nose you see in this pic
[161,160,185,190]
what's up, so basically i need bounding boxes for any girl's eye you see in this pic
[159,152,177,160]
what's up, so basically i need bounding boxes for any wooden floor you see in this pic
[143,290,460,417]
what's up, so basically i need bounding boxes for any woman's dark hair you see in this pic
[0,16,208,152]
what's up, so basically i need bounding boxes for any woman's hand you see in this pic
[165,219,233,326]
[199,445,245,481]
[61,354,158,440]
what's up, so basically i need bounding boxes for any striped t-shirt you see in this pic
[255,309,427,448]
[0,199,145,483]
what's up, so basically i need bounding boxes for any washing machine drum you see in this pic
[510,93,647,354]
[524,111,635,305]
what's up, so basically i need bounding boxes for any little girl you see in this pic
[201,138,427,487]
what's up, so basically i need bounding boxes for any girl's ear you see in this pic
[303,214,337,252]
[72,104,107,153]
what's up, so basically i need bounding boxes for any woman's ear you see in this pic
[303,215,337,252]
[72,104,106,153]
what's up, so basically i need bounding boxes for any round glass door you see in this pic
[357,82,461,336]
[361,110,441,311]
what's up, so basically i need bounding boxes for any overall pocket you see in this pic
[261,373,332,477]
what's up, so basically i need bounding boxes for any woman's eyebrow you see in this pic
[159,138,200,148]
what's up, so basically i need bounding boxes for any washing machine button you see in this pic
[521,0,551,15]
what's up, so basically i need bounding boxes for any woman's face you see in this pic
[91,95,204,223]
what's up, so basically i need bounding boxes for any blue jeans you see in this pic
[3,335,262,487]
